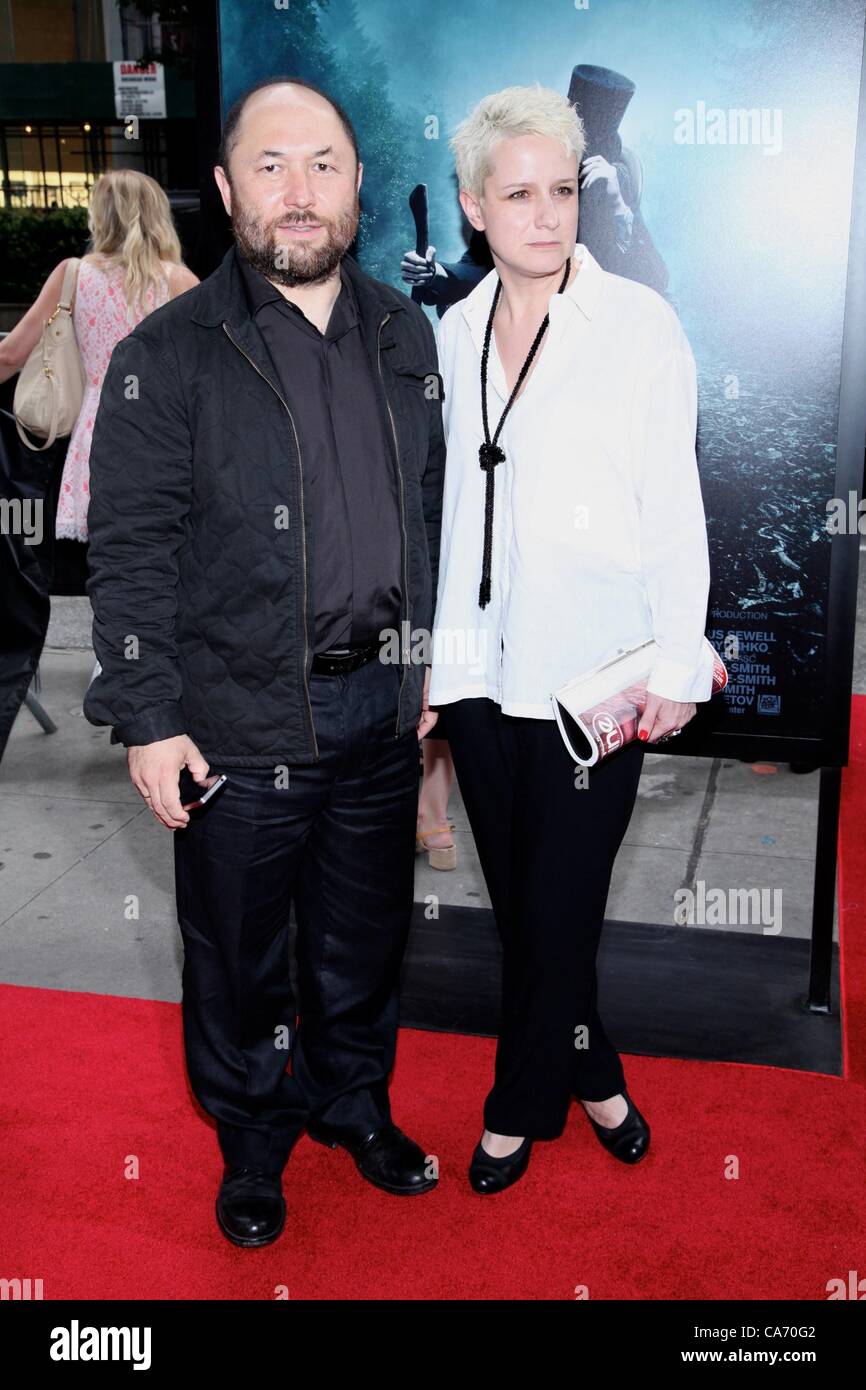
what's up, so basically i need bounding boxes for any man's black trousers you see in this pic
[173,656,420,1176]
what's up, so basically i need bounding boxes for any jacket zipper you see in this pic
[221,320,319,760]
[377,313,410,738]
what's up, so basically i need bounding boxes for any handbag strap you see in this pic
[48,256,81,323]
[58,255,81,315]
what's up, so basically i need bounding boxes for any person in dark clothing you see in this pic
[402,223,495,320]
[565,65,670,295]
[83,76,446,1248]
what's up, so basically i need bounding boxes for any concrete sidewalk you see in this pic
[2,555,863,1003]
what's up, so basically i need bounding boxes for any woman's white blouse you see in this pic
[428,243,716,718]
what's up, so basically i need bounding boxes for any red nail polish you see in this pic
[638,730,648,740]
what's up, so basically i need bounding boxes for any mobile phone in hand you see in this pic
[179,770,228,811]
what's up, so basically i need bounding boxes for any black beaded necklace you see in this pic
[477,256,572,608]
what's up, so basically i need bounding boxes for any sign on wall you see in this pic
[113,61,166,121]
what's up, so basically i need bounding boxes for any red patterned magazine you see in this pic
[551,637,728,768]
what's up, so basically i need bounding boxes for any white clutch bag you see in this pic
[550,636,728,768]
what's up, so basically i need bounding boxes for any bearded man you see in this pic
[83,77,446,1247]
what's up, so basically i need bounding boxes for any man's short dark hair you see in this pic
[218,76,359,180]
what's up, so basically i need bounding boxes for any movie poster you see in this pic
[218,0,866,747]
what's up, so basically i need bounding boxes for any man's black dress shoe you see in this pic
[215,1165,286,1247]
[469,1136,533,1194]
[582,1089,650,1164]
[306,1117,438,1195]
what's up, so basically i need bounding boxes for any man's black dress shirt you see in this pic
[237,251,403,654]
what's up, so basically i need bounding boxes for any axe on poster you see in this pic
[408,183,429,305]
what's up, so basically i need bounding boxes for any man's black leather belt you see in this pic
[310,640,384,676]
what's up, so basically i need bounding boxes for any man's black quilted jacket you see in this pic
[82,245,446,767]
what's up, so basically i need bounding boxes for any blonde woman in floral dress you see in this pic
[0,169,199,541]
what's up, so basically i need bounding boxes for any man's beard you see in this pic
[230,193,360,287]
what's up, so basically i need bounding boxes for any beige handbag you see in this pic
[13,257,86,451]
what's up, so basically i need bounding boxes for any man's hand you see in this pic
[579,155,628,216]
[400,244,440,286]
[637,694,696,745]
[128,734,214,830]
[417,666,439,740]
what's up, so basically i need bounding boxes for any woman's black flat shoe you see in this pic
[583,1089,650,1164]
[469,1135,533,1194]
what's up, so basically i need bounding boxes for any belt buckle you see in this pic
[350,641,380,671]
[315,642,377,675]
[349,642,375,671]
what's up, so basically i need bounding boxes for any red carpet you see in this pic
[3,699,866,1300]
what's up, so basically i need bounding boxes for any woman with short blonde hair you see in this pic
[430,83,716,1192]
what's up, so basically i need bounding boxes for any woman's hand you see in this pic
[417,665,439,739]
[637,693,696,744]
